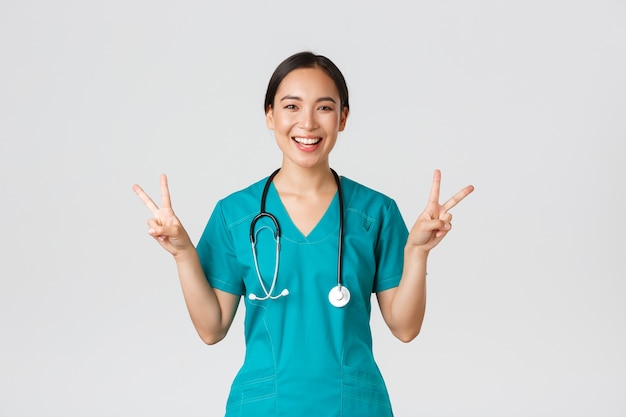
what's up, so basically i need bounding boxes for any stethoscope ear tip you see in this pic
[248,290,289,301]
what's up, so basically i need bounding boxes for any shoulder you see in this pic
[340,176,396,208]
[212,177,268,226]
[340,176,404,222]
[340,176,407,238]
[221,177,266,204]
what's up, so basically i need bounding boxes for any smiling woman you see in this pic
[132,51,474,417]
[266,60,348,176]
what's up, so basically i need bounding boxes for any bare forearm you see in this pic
[384,247,428,342]
[174,249,232,344]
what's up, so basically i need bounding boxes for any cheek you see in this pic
[273,113,296,131]
[324,114,342,130]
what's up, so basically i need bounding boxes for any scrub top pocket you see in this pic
[341,365,394,417]
[225,368,277,417]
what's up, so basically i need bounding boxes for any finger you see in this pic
[147,218,161,229]
[442,184,475,212]
[439,212,453,223]
[420,218,451,233]
[427,169,442,205]
[427,218,452,238]
[148,224,178,238]
[160,174,172,209]
[132,183,160,215]
[436,217,452,238]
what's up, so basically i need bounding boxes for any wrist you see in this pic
[173,246,198,263]
[405,245,429,261]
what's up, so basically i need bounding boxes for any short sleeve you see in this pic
[196,200,245,296]
[373,199,408,292]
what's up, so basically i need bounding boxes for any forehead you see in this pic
[276,67,339,98]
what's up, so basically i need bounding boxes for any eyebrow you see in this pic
[279,95,337,104]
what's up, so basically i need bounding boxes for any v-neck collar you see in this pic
[266,182,340,243]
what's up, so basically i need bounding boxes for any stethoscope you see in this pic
[248,168,350,308]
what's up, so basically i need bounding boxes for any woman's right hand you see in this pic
[133,174,193,257]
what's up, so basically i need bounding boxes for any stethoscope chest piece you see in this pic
[328,285,350,308]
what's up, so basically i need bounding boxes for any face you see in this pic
[266,67,349,171]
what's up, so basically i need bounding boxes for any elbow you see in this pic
[201,336,222,346]
[198,330,226,346]
[393,326,421,343]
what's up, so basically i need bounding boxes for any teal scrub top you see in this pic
[197,175,409,417]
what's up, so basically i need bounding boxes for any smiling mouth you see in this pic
[293,137,321,145]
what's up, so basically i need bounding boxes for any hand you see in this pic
[407,169,474,254]
[132,174,193,257]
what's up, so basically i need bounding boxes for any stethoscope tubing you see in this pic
[331,169,345,290]
[248,168,348,306]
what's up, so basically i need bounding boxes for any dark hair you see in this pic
[264,51,350,113]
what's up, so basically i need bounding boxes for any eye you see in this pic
[284,104,298,110]
[318,105,334,111]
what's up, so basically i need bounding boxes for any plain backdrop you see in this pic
[1,1,625,416]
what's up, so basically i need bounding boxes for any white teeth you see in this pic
[294,137,321,145]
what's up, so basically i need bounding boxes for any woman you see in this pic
[133,51,474,416]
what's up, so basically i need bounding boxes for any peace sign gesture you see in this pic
[407,170,474,253]
[132,174,193,257]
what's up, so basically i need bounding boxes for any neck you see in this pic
[273,164,337,195]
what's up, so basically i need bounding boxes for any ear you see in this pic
[338,107,349,132]
[266,106,275,130]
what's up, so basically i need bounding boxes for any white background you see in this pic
[1,1,625,416]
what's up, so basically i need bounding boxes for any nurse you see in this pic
[133,51,474,416]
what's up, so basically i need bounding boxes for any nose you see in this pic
[299,107,318,130]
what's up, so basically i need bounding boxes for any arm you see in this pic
[377,169,474,343]
[133,174,240,345]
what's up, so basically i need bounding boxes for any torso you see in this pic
[196,175,409,416]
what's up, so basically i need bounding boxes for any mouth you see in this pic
[293,137,321,146]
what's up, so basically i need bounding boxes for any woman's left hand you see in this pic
[407,169,474,254]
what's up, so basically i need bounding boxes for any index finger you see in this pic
[428,169,442,205]
[441,184,475,212]
[160,173,172,209]
[132,183,160,215]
